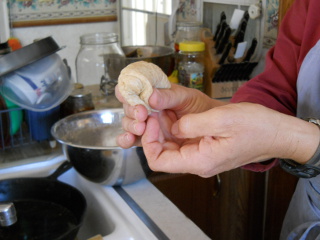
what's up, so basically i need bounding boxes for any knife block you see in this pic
[201,28,257,99]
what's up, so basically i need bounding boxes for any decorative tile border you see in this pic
[176,0,201,22]
[263,0,279,48]
[9,0,117,27]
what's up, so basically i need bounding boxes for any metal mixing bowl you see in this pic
[103,45,175,83]
[51,108,150,186]
[122,45,175,75]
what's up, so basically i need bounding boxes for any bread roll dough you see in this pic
[118,61,171,113]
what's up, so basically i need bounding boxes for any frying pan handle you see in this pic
[47,161,72,180]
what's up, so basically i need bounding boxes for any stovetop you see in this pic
[0,155,210,240]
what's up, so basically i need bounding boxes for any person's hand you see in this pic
[141,102,319,177]
[115,84,223,148]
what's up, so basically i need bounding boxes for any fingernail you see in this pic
[171,122,179,135]
[133,121,139,134]
[124,133,130,142]
[149,89,160,107]
[134,108,139,119]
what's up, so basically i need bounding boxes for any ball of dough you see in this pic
[118,61,171,113]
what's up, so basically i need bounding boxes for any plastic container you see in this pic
[0,53,72,112]
[76,32,125,86]
[25,105,60,141]
[178,41,205,92]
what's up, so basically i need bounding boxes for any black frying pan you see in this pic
[0,161,86,240]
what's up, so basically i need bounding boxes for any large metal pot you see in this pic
[103,45,175,86]
[51,109,151,186]
[122,45,175,75]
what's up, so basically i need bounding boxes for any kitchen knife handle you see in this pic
[233,30,244,49]
[218,42,232,65]
[217,27,231,54]
[243,38,258,62]
[213,23,221,41]
[213,12,226,41]
[215,21,227,48]
[243,10,250,22]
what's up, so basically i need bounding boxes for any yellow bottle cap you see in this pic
[179,41,205,52]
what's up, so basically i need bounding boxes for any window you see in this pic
[119,0,172,46]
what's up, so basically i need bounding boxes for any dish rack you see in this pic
[1,107,33,150]
[0,106,61,162]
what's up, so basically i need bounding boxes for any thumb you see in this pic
[171,110,229,139]
[149,84,186,111]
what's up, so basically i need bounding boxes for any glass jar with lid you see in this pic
[174,21,202,52]
[178,41,205,92]
[75,32,125,87]
[60,86,95,118]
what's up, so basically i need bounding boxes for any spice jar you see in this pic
[75,32,125,86]
[174,22,202,52]
[178,41,205,92]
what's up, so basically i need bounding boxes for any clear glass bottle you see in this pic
[178,41,205,92]
[75,32,125,87]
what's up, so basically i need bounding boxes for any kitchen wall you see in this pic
[11,21,118,82]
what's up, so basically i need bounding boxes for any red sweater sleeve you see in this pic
[231,0,320,171]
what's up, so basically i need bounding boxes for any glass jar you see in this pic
[174,22,202,52]
[60,87,95,118]
[75,32,125,87]
[178,41,205,92]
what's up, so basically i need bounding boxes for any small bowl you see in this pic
[51,108,151,186]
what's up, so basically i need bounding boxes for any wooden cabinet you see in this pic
[149,168,266,240]
[149,165,298,240]
[264,166,298,240]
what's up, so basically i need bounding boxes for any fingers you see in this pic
[116,85,149,122]
[122,116,146,136]
[170,104,249,139]
[115,85,125,103]
[116,132,142,148]
[148,84,189,110]
[141,116,183,172]
[141,117,221,176]
[170,111,225,139]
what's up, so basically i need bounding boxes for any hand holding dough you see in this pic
[118,61,171,113]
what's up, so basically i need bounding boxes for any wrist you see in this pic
[279,118,320,178]
[276,115,320,164]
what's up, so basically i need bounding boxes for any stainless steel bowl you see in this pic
[51,108,150,186]
[122,45,175,75]
[103,45,175,84]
